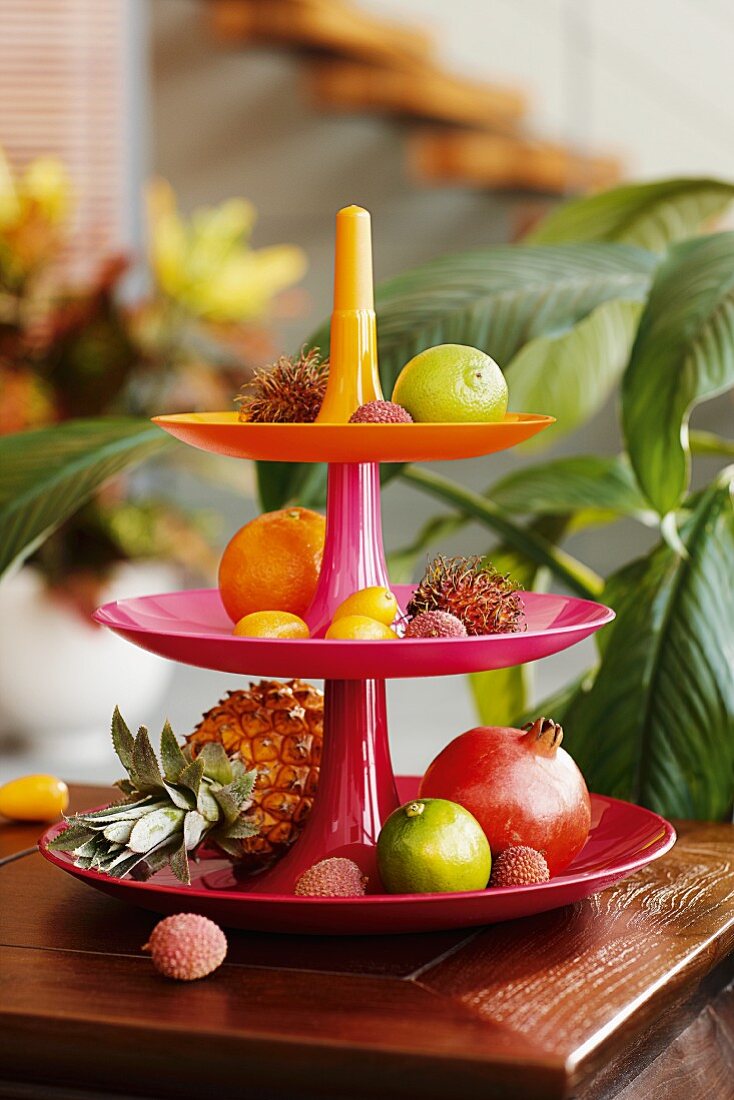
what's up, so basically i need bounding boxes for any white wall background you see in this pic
[360,0,734,179]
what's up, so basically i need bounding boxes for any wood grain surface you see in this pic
[0,851,474,978]
[418,824,734,1091]
[0,786,733,1100]
[614,978,734,1100]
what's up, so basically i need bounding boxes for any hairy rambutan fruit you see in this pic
[489,846,550,887]
[143,913,227,980]
[236,348,329,423]
[294,857,367,897]
[407,555,524,636]
[404,610,467,638]
[349,401,413,424]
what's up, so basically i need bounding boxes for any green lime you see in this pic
[377,798,491,894]
[391,344,508,424]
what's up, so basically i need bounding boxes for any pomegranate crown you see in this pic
[522,717,563,755]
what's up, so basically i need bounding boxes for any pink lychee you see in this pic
[349,401,413,424]
[490,846,550,887]
[294,857,367,897]
[142,913,227,980]
[404,611,468,638]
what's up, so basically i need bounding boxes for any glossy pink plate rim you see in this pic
[92,586,615,679]
[39,787,675,935]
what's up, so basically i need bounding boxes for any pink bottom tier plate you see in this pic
[39,781,675,936]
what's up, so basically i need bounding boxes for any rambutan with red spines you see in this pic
[489,846,550,887]
[349,400,413,424]
[294,857,367,897]
[404,610,467,639]
[236,347,329,423]
[407,555,524,637]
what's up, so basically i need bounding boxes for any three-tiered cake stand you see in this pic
[41,207,675,935]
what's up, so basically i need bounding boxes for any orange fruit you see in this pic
[219,507,326,623]
[233,611,310,639]
[325,615,398,640]
[332,586,398,626]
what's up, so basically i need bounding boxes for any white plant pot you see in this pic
[0,562,177,771]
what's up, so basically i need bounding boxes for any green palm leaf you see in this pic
[387,513,466,584]
[401,464,603,599]
[363,243,654,392]
[622,233,734,516]
[488,454,652,524]
[504,299,642,448]
[0,419,172,579]
[562,474,734,818]
[527,178,734,251]
[389,456,647,592]
[256,460,328,513]
[470,664,529,730]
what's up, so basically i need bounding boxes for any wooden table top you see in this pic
[1,784,733,1100]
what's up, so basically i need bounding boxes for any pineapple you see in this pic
[186,679,323,866]
[48,709,259,884]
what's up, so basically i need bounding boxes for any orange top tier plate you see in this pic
[154,208,554,462]
[152,411,555,463]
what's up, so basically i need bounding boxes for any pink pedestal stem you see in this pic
[248,678,400,894]
[251,462,399,893]
[304,462,389,638]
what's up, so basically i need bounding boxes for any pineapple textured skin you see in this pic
[186,680,323,865]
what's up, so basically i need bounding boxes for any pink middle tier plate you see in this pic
[93,586,614,679]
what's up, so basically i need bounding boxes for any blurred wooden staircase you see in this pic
[205,0,621,195]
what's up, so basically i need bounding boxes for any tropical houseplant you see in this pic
[0,151,305,746]
[0,178,732,816]
[0,153,306,606]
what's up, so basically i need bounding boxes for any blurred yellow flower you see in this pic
[0,147,71,228]
[0,150,19,229]
[22,157,71,224]
[0,147,72,286]
[146,179,307,323]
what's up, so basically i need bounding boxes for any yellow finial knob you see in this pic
[316,204,384,423]
[333,205,374,311]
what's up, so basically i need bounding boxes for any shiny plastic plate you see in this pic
[153,412,555,463]
[92,586,614,679]
[39,784,675,936]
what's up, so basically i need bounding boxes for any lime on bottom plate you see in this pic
[377,797,491,894]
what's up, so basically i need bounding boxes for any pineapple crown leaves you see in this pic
[111,706,134,772]
[48,708,260,885]
[212,771,256,825]
[111,707,167,796]
[160,719,187,783]
[177,756,205,802]
[132,725,165,794]
[196,742,233,786]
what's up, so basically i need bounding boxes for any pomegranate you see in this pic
[419,718,591,876]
